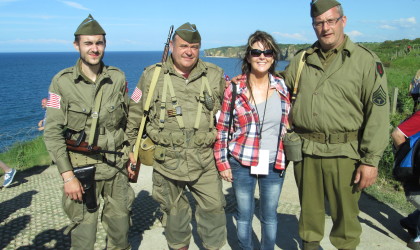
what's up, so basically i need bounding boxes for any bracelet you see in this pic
[63,175,76,184]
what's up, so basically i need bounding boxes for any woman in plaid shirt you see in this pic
[214,31,290,250]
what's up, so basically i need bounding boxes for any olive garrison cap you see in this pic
[174,22,201,43]
[74,14,106,35]
[310,0,341,17]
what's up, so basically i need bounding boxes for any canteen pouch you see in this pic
[283,131,303,162]
[139,136,156,166]
[74,165,98,213]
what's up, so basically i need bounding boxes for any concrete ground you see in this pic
[0,163,412,249]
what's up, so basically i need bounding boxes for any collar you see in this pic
[236,73,289,98]
[307,35,352,58]
[73,58,107,84]
[163,56,207,81]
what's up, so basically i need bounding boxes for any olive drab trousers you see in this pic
[152,167,227,250]
[294,156,362,249]
[62,172,135,250]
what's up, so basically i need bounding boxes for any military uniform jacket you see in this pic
[127,56,225,181]
[44,59,129,179]
[284,37,389,167]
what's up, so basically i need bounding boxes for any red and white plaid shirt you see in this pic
[214,74,290,171]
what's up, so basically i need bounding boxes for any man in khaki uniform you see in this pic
[283,1,389,249]
[127,23,226,250]
[44,14,134,249]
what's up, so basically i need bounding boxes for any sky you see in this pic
[0,0,419,52]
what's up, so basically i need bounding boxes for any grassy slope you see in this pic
[0,136,51,174]
[363,40,420,214]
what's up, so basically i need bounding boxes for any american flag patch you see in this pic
[47,92,61,109]
[131,87,142,103]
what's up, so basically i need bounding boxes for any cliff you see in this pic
[204,44,312,60]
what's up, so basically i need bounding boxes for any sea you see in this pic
[0,51,289,152]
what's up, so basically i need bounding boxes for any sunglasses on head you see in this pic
[249,49,274,57]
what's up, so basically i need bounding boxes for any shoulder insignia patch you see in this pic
[376,62,384,77]
[372,85,387,106]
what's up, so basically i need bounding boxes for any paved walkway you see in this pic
[0,164,412,249]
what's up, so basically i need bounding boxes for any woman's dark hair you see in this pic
[241,30,280,76]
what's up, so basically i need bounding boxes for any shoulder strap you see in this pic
[87,87,104,147]
[287,51,306,130]
[291,51,307,105]
[133,64,162,161]
[160,72,185,129]
[194,75,213,130]
[228,82,237,140]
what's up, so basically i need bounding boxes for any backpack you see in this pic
[393,131,420,181]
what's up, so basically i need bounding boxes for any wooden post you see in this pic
[392,87,398,114]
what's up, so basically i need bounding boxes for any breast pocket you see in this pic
[105,100,126,129]
[236,108,253,129]
[66,103,91,132]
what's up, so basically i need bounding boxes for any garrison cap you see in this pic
[74,14,106,36]
[174,22,201,43]
[310,0,341,17]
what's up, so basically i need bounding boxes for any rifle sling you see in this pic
[287,51,306,130]
[133,63,162,160]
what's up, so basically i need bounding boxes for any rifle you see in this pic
[161,25,174,62]
[129,25,174,183]
[66,140,123,156]
[65,130,123,156]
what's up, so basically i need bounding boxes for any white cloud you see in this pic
[60,1,89,10]
[380,25,396,30]
[0,39,69,45]
[347,30,363,38]
[395,17,416,27]
[379,17,416,30]
[272,32,308,42]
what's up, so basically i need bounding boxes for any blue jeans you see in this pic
[229,157,285,250]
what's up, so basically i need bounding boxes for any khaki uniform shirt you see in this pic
[44,59,129,179]
[284,36,389,167]
[127,56,225,181]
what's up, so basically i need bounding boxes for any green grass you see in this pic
[0,136,51,174]
[364,41,420,215]
[365,178,415,215]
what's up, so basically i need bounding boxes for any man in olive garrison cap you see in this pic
[127,22,227,250]
[283,0,389,249]
[44,14,134,249]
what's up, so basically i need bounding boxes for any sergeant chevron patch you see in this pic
[372,85,387,106]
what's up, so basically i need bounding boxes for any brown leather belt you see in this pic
[298,131,358,144]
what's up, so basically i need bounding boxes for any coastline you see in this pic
[203,55,234,58]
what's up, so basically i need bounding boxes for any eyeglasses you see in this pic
[312,16,343,28]
[249,49,274,57]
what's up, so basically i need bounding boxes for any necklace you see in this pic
[249,79,270,137]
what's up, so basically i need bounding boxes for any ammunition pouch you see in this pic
[149,129,216,149]
[74,165,98,213]
[68,151,103,167]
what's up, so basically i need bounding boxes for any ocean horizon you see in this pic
[0,51,288,152]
